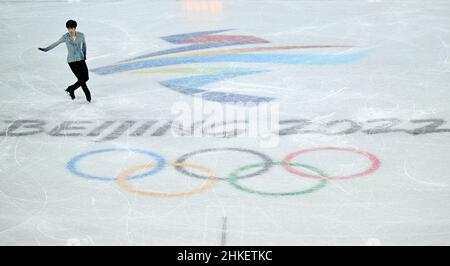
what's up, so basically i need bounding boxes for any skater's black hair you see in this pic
[66,20,77,29]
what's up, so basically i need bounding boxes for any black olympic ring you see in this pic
[174,147,273,180]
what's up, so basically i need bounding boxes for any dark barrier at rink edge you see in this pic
[0,247,447,265]
[1,118,450,141]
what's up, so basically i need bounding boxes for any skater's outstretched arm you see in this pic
[38,34,65,52]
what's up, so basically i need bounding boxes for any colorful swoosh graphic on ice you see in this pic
[91,29,368,105]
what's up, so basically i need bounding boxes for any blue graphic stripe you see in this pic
[120,41,266,62]
[159,69,274,104]
[160,69,266,89]
[94,52,368,75]
[200,91,273,104]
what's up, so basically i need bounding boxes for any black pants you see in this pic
[68,60,91,101]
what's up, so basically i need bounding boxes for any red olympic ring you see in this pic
[282,147,381,180]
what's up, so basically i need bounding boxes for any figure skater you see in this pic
[38,19,91,102]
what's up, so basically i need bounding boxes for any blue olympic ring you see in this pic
[66,148,166,181]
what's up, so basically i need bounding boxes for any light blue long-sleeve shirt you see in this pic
[42,31,86,63]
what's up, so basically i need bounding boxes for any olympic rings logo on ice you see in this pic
[67,147,381,197]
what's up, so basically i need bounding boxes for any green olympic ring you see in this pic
[227,162,328,196]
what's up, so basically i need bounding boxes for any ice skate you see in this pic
[65,87,75,100]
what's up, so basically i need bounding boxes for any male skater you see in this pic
[39,19,91,102]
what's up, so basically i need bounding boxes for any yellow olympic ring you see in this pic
[116,162,219,197]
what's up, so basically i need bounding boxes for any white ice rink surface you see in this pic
[1,0,450,245]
